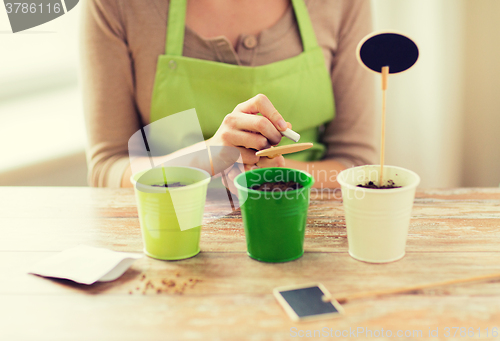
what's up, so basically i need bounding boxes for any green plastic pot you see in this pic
[131,166,211,260]
[234,168,314,263]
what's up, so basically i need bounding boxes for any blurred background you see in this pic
[0,1,86,185]
[0,0,499,187]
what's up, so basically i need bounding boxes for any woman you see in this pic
[81,0,377,188]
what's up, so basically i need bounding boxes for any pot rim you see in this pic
[233,167,314,194]
[337,165,420,194]
[131,166,211,193]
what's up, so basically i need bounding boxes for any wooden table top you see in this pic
[1,187,500,340]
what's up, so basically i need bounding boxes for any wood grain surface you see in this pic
[0,187,499,341]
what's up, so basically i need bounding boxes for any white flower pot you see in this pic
[337,165,420,263]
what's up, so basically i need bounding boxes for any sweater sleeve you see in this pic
[80,0,140,187]
[321,0,378,167]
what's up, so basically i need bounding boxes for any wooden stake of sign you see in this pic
[380,66,389,186]
[325,272,500,304]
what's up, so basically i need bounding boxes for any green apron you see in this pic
[149,0,335,161]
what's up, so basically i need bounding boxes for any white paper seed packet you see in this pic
[28,245,143,285]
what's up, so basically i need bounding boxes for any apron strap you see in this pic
[165,0,187,56]
[291,0,319,52]
[165,0,318,56]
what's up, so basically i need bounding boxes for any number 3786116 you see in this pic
[5,3,62,14]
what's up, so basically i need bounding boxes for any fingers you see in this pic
[244,163,260,172]
[234,94,288,131]
[237,147,260,165]
[214,94,291,150]
[218,129,271,150]
[256,155,286,168]
[210,95,292,173]
[238,149,285,171]
[224,156,285,196]
[223,113,282,146]
[224,155,285,195]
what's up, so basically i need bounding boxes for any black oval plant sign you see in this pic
[357,32,419,74]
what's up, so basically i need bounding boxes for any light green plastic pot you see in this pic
[131,166,211,260]
[234,168,314,263]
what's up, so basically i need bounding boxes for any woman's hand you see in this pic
[207,94,290,171]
